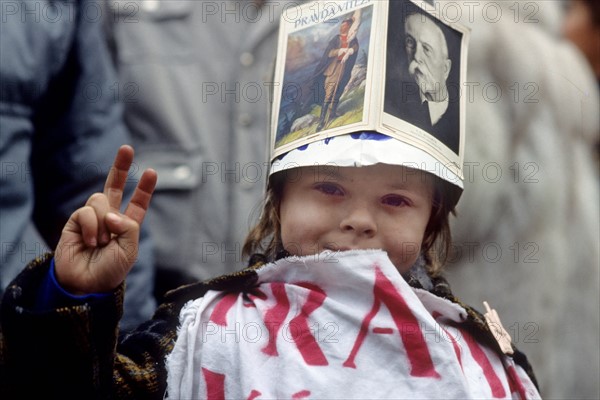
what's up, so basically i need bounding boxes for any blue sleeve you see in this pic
[36,258,111,311]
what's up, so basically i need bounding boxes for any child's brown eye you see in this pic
[381,195,409,207]
[314,183,344,196]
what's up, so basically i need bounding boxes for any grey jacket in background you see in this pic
[107,1,304,280]
[0,0,155,330]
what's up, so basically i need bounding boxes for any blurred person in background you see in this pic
[447,1,599,398]
[105,0,305,299]
[563,0,600,82]
[0,0,156,330]
[562,0,599,166]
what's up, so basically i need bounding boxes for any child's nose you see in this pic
[339,207,377,237]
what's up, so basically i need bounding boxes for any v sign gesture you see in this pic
[54,145,157,295]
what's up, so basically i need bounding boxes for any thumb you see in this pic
[105,212,140,260]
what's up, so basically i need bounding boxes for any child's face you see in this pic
[279,164,434,273]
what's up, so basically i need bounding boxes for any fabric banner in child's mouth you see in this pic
[166,250,539,399]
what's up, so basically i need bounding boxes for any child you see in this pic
[1,131,540,398]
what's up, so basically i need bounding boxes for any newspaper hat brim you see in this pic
[271,131,463,192]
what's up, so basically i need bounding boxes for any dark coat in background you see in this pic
[0,0,155,329]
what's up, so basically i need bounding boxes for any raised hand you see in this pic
[54,145,157,295]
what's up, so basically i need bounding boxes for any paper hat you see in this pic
[270,132,463,189]
[269,0,469,204]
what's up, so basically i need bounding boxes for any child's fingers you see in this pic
[124,168,157,225]
[73,206,101,247]
[85,193,111,245]
[104,145,135,212]
[105,212,140,264]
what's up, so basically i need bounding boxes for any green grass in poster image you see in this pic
[276,85,366,148]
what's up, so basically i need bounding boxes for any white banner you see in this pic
[166,250,540,399]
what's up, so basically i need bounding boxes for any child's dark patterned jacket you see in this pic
[0,253,538,399]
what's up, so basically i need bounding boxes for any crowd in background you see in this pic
[1,0,598,398]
